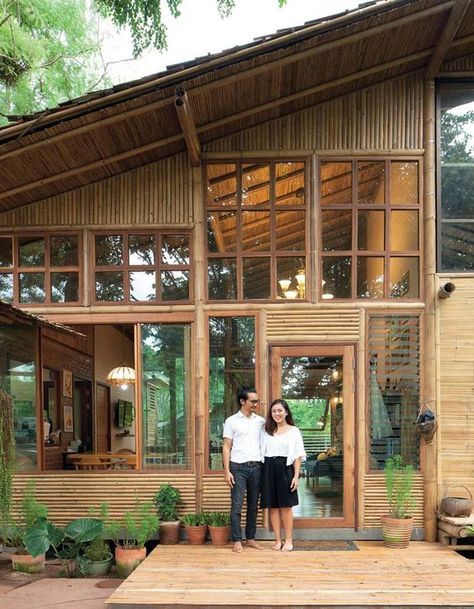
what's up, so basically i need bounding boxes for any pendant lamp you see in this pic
[106,364,136,390]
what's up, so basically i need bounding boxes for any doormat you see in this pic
[294,540,358,551]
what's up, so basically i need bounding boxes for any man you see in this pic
[222,386,265,553]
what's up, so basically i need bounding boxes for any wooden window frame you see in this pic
[319,157,423,301]
[205,160,310,303]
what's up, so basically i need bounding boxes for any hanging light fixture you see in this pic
[107,364,136,390]
[279,268,306,299]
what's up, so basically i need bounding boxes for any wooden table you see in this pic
[65,452,136,470]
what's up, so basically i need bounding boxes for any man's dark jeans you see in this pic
[229,461,262,542]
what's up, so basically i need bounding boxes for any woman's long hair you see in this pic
[265,399,295,435]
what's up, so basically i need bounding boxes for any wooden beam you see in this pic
[174,87,201,167]
[425,0,471,79]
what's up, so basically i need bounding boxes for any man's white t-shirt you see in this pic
[223,410,265,463]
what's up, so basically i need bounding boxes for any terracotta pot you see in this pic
[11,553,45,574]
[159,521,180,545]
[381,515,414,549]
[208,525,230,546]
[115,546,146,579]
[185,525,207,545]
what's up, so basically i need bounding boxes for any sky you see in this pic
[99,0,362,84]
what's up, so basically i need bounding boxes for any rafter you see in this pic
[174,86,201,167]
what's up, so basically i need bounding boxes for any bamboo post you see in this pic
[422,79,438,542]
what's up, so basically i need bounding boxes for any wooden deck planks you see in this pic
[106,542,474,608]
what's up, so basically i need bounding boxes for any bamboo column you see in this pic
[422,79,438,542]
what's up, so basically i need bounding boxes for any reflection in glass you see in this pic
[19,237,45,267]
[320,162,352,205]
[242,163,270,207]
[357,257,384,298]
[95,235,123,266]
[322,257,351,298]
[208,259,237,300]
[358,161,385,204]
[51,272,79,303]
[19,272,45,303]
[206,163,237,206]
[441,166,474,219]
[0,237,12,267]
[242,211,270,251]
[390,162,418,204]
[0,273,13,302]
[277,258,306,299]
[275,211,305,251]
[161,234,190,265]
[322,210,352,251]
[243,258,270,299]
[441,223,474,271]
[207,211,237,253]
[50,236,78,266]
[161,271,189,301]
[208,316,255,470]
[358,210,384,250]
[391,211,418,250]
[95,271,124,301]
[389,258,419,298]
[129,235,155,265]
[275,162,305,206]
[130,271,155,301]
[142,324,191,469]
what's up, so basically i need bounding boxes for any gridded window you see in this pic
[93,232,191,303]
[206,161,307,301]
[0,234,80,305]
[368,315,420,470]
[320,160,421,300]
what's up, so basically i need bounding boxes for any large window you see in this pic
[368,315,420,470]
[0,234,80,305]
[320,160,420,299]
[438,82,474,271]
[93,231,191,303]
[206,162,307,301]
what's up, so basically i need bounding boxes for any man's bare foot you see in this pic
[232,541,243,553]
[272,541,283,550]
[245,539,264,550]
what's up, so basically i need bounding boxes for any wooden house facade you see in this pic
[0,0,473,542]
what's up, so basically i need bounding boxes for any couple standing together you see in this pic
[222,387,306,553]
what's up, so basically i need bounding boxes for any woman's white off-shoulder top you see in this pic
[261,426,306,466]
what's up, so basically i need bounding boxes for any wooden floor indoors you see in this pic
[106,541,474,609]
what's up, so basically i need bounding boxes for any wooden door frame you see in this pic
[95,381,111,453]
[269,343,356,528]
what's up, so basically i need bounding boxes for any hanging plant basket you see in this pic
[415,402,437,443]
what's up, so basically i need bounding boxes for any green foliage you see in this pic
[181,512,207,527]
[384,455,416,519]
[154,484,181,521]
[0,388,15,542]
[99,500,158,550]
[6,480,48,552]
[205,511,230,527]
[83,536,111,562]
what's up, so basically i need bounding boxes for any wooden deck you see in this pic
[106,541,474,608]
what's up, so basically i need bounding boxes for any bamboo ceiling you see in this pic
[0,0,473,211]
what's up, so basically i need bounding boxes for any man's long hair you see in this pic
[265,399,295,435]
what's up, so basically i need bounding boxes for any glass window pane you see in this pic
[358,161,385,204]
[390,257,419,298]
[95,235,123,266]
[357,257,384,298]
[0,273,13,302]
[275,162,305,206]
[129,235,155,265]
[50,236,78,266]
[322,257,351,299]
[208,259,237,300]
[358,210,385,250]
[441,165,474,219]
[19,237,45,267]
[0,237,13,267]
[277,258,306,300]
[162,234,189,265]
[95,271,124,301]
[207,211,237,253]
[142,324,191,469]
[275,211,305,251]
[51,272,79,303]
[320,162,352,205]
[242,163,270,207]
[390,162,418,204]
[19,272,45,303]
[207,163,237,207]
[130,271,156,301]
[391,210,418,251]
[322,210,352,251]
[243,258,270,299]
[161,271,189,301]
[208,316,255,470]
[242,211,270,251]
[441,222,474,271]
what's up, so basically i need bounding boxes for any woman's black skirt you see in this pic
[260,456,299,508]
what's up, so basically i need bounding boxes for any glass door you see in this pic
[270,345,355,527]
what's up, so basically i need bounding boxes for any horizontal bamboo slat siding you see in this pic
[442,53,474,72]
[0,153,193,227]
[204,74,423,152]
[12,474,196,524]
[437,278,474,492]
[363,473,424,528]
[266,309,359,340]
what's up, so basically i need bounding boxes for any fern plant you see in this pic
[384,455,416,519]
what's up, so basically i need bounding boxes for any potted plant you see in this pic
[381,454,416,548]
[181,513,207,545]
[206,512,230,546]
[82,536,113,576]
[153,484,181,545]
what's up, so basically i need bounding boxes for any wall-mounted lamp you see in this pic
[438,282,456,299]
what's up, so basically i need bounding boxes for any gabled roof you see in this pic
[0,300,82,335]
[0,0,472,211]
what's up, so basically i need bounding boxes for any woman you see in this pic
[260,399,306,552]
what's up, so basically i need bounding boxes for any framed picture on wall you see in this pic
[63,370,73,398]
[63,405,73,432]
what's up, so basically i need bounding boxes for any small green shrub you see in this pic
[384,455,416,519]
[153,484,181,522]
[205,511,230,527]
[83,536,111,562]
[181,513,207,527]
